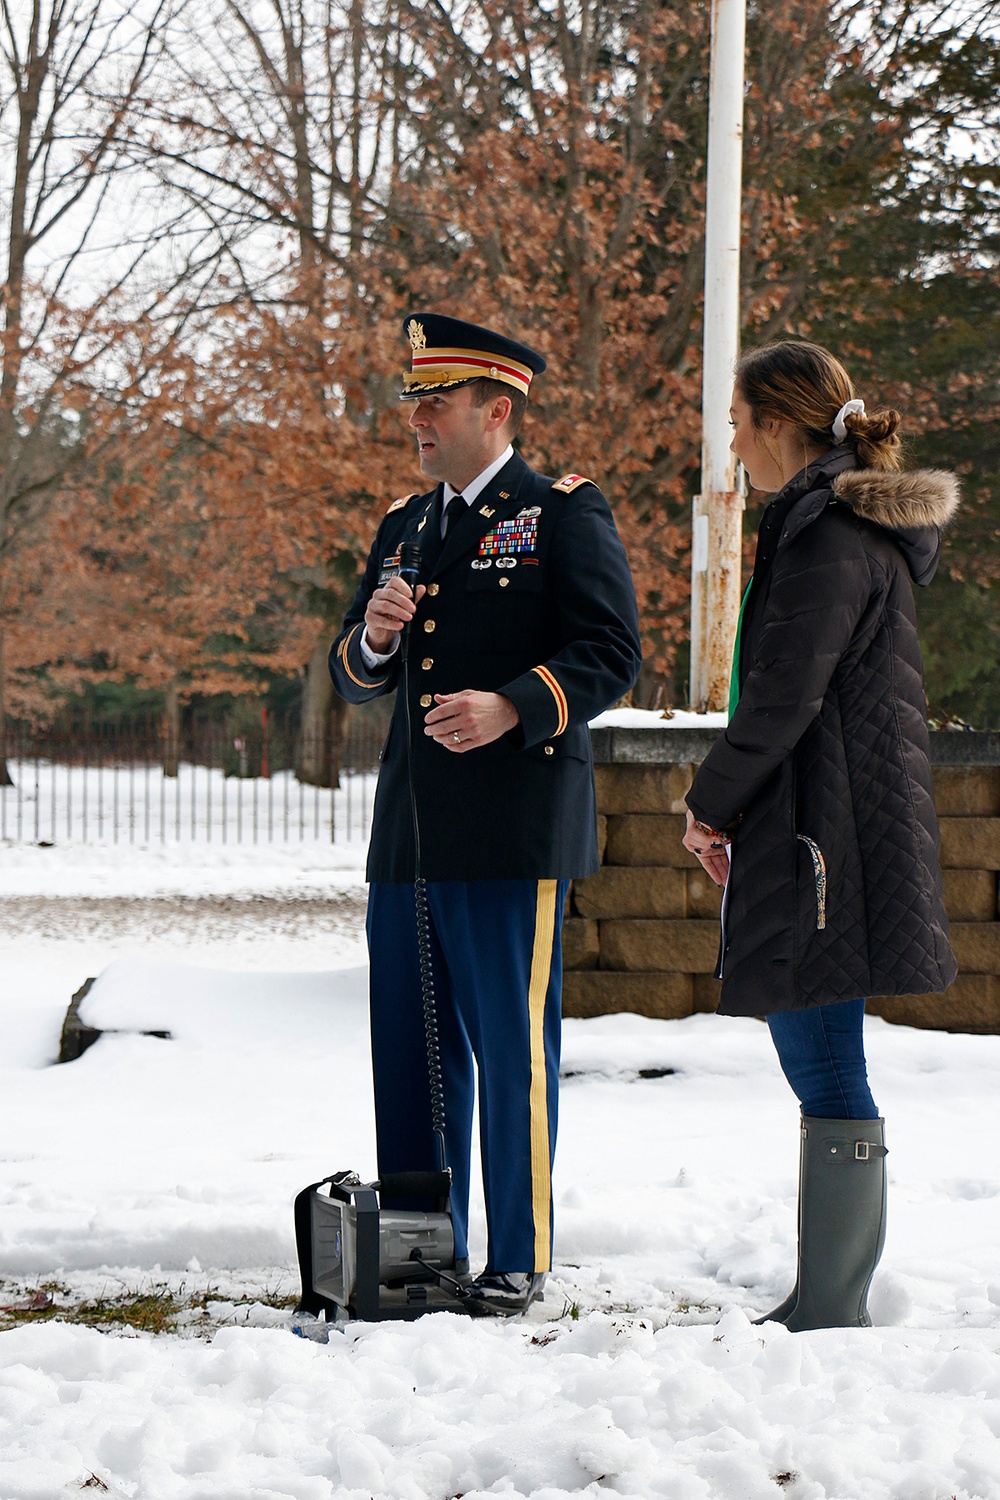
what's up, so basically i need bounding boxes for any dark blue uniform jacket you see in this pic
[329,450,641,882]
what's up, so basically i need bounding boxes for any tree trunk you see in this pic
[330,693,350,793]
[0,558,12,786]
[297,635,335,787]
[0,653,13,787]
[163,679,181,778]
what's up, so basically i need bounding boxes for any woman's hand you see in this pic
[682,808,731,888]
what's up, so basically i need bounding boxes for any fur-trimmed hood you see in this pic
[832,468,961,530]
[832,467,960,587]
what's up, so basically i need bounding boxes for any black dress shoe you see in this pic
[464,1271,547,1317]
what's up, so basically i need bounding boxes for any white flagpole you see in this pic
[690,0,747,713]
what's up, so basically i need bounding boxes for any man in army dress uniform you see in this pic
[330,313,641,1315]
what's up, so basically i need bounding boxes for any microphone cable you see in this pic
[397,542,449,1176]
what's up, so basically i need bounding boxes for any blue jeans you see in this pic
[766,998,878,1119]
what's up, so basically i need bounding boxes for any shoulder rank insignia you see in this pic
[552,473,595,494]
[386,492,417,515]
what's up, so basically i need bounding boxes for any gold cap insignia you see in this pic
[407,319,427,353]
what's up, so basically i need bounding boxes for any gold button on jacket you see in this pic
[423,619,436,633]
[421,657,433,670]
[419,694,433,708]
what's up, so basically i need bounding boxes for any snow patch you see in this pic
[2,854,999,1497]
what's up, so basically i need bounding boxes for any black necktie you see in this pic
[442,493,466,538]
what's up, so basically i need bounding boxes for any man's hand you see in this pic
[681,807,731,888]
[364,577,427,654]
[425,691,520,752]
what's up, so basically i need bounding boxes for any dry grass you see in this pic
[0,1279,299,1336]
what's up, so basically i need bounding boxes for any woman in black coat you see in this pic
[683,341,959,1332]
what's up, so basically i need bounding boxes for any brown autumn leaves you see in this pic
[3,0,995,737]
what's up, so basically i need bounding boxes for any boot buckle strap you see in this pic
[824,1137,886,1162]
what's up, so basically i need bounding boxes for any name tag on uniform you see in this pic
[379,550,401,584]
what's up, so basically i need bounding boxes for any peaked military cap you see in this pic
[400,312,546,400]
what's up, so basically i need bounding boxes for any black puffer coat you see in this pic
[686,448,959,1017]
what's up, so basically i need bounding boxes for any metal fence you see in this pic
[0,714,385,846]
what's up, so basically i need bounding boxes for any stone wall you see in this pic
[562,728,1000,1033]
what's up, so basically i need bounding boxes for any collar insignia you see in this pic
[479,505,495,518]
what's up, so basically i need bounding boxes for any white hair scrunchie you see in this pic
[832,398,865,443]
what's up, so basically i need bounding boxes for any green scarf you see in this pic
[728,580,752,720]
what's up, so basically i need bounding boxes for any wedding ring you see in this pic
[452,731,461,744]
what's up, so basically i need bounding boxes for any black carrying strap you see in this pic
[293,1176,338,1315]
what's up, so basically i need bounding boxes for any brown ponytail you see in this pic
[735,341,903,473]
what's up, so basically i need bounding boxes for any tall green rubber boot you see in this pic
[757,1116,887,1332]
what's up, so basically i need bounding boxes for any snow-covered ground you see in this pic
[2,832,1000,1499]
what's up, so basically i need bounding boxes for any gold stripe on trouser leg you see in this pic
[527,879,558,1272]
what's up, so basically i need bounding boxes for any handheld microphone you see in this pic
[398,541,422,664]
[398,541,422,590]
